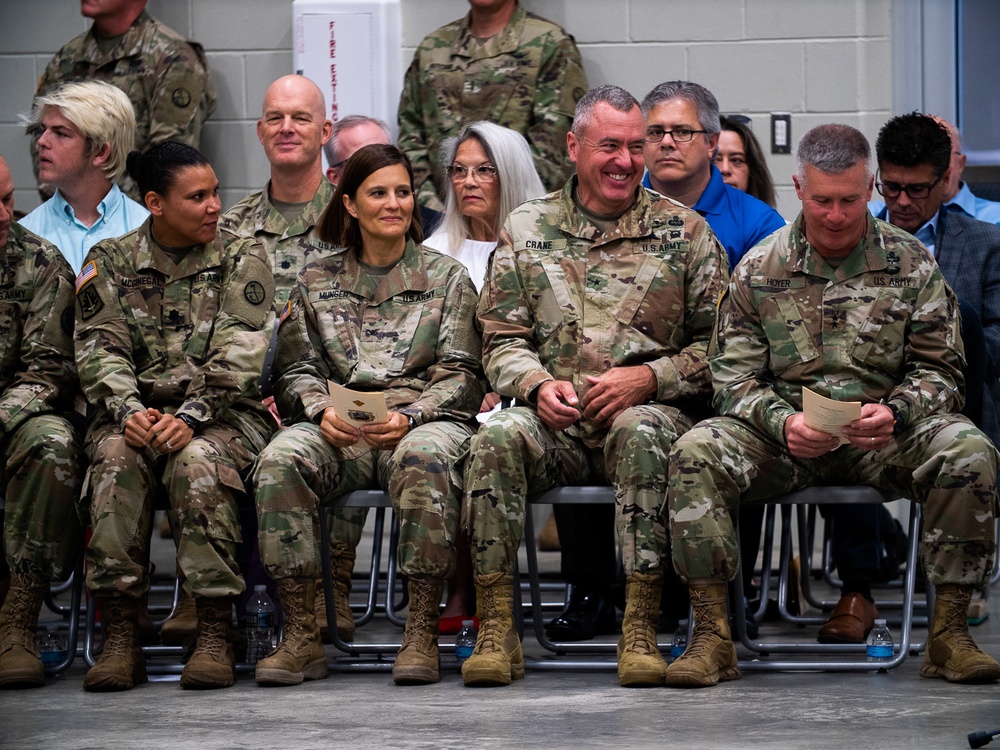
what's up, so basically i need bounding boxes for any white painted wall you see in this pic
[0,0,891,220]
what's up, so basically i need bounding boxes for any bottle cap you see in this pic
[461,619,474,626]
[874,618,887,626]
[254,584,267,593]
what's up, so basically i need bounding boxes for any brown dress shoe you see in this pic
[818,593,878,644]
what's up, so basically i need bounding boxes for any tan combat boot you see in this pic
[316,540,356,643]
[921,584,1000,683]
[462,573,524,687]
[160,588,198,645]
[393,576,444,685]
[617,572,666,687]
[83,595,147,692]
[0,570,48,689]
[255,578,328,686]
[666,581,741,688]
[180,597,236,689]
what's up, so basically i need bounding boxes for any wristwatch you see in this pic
[177,413,200,434]
[887,404,904,436]
[406,414,417,432]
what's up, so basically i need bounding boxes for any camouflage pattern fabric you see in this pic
[33,10,216,200]
[669,213,998,587]
[256,240,484,580]
[255,420,474,580]
[397,2,587,209]
[0,223,81,579]
[467,178,727,575]
[219,179,338,307]
[75,220,276,597]
[466,404,693,576]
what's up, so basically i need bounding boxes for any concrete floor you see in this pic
[3,514,999,750]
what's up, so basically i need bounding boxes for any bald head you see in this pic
[0,155,13,249]
[257,75,332,176]
[931,115,965,202]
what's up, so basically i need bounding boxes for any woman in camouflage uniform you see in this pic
[252,144,484,687]
[75,142,275,692]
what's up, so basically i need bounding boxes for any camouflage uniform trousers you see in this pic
[254,421,475,581]
[84,420,261,599]
[669,413,998,587]
[2,414,82,580]
[465,404,691,577]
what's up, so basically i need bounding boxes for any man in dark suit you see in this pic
[818,112,1000,644]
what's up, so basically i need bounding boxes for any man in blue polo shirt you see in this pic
[640,80,784,269]
[20,80,148,272]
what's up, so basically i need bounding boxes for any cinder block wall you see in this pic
[0,0,891,220]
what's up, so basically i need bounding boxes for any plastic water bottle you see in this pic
[455,620,477,664]
[37,631,68,668]
[866,618,894,665]
[245,585,276,664]
[670,619,689,663]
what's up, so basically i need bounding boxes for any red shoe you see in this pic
[439,615,479,635]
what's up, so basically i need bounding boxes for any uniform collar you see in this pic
[556,174,656,246]
[788,211,887,280]
[454,2,526,58]
[80,9,153,63]
[338,238,429,304]
[133,218,227,278]
[252,178,334,237]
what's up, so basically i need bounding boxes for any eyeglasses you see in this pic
[446,163,498,182]
[644,127,709,144]
[875,173,943,199]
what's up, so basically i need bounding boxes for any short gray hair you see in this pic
[431,121,546,249]
[324,114,391,165]
[23,80,136,182]
[640,81,721,135]
[796,124,871,180]
[571,85,640,136]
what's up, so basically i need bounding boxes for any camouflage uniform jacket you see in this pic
[273,239,484,428]
[711,212,965,445]
[0,223,78,435]
[478,176,729,447]
[37,10,216,198]
[397,2,587,208]
[74,219,275,444]
[219,179,337,306]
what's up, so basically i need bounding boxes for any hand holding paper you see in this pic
[802,387,862,445]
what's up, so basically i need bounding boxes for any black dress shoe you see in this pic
[545,588,618,641]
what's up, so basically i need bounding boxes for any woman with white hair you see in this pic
[424,122,546,633]
[424,121,545,291]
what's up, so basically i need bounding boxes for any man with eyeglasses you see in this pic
[460,85,728,688]
[869,115,1000,227]
[640,81,785,270]
[816,113,1000,647]
[667,123,999,688]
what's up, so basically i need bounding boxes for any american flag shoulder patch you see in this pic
[75,261,98,293]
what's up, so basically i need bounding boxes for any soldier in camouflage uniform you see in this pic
[460,86,728,689]
[252,145,483,687]
[0,155,83,689]
[667,124,1000,688]
[76,144,275,692]
[219,74,352,643]
[32,0,216,201]
[397,0,587,210]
